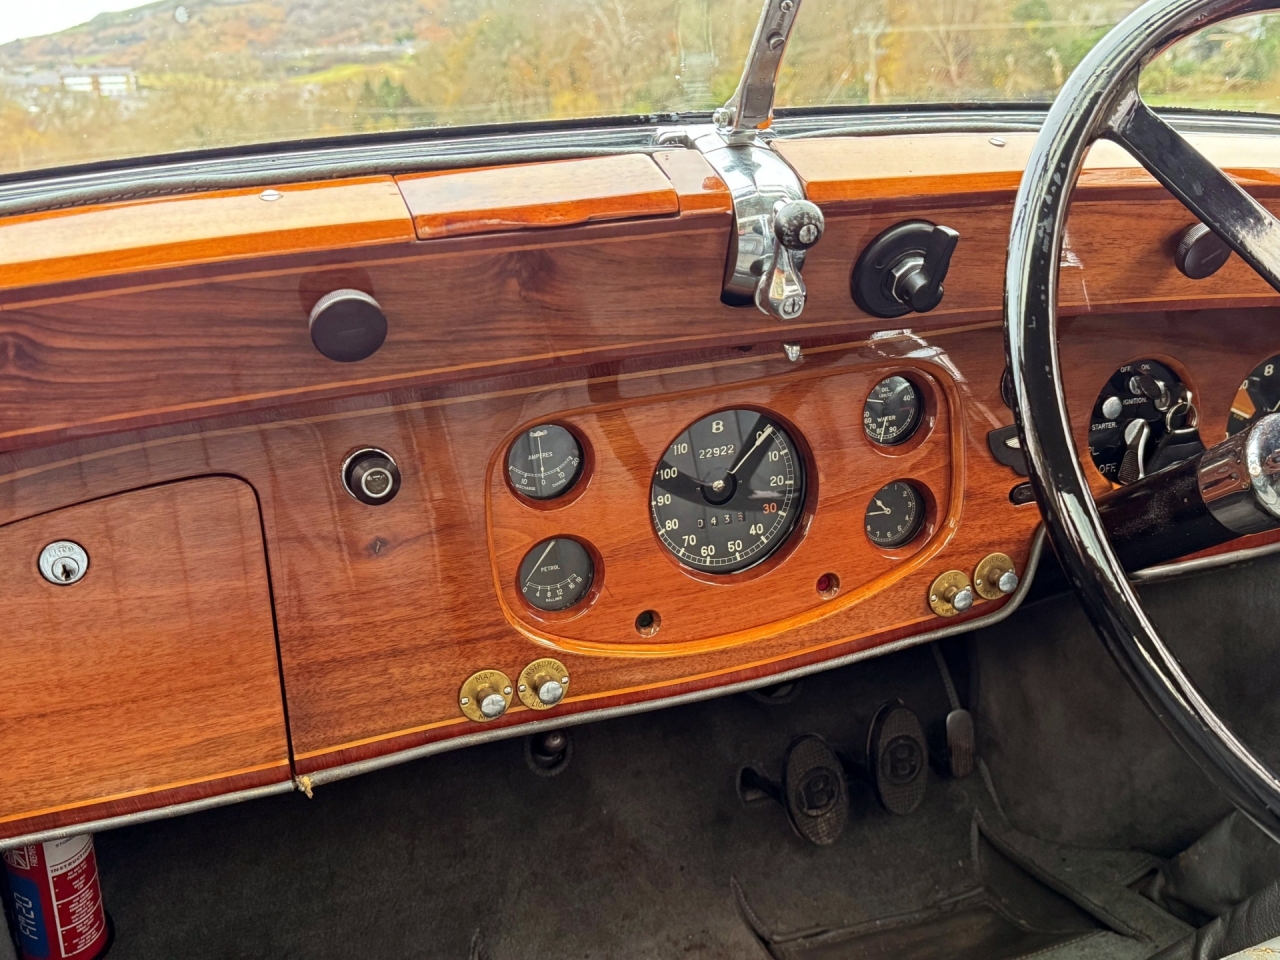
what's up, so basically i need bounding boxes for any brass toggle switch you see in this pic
[459,670,514,722]
[518,658,570,710]
[973,553,1019,600]
[929,570,974,618]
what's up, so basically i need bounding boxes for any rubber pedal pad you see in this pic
[946,708,975,779]
[783,734,849,846]
[868,702,929,815]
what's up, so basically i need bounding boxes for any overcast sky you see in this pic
[0,2,145,46]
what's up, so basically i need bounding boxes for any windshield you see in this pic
[1,0,1277,176]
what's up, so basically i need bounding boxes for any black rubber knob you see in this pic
[774,200,825,251]
[851,220,960,319]
[309,289,387,362]
[1175,223,1231,280]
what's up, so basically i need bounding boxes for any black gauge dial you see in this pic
[1088,359,1188,484]
[864,481,925,547]
[507,424,583,500]
[518,538,594,612]
[863,375,923,446]
[1227,354,1280,436]
[650,409,805,574]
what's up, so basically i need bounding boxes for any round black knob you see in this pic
[309,289,387,362]
[774,200,825,251]
[342,448,401,505]
[1175,223,1230,280]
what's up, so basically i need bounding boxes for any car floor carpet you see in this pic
[88,643,1183,960]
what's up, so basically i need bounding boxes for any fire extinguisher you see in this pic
[3,835,110,960]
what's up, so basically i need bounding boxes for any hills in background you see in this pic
[0,0,1275,175]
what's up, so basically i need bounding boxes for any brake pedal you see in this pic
[868,702,928,815]
[783,734,848,846]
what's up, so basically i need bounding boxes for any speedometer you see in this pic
[649,409,805,574]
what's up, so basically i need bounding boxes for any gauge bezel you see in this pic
[503,421,594,510]
[1225,351,1280,439]
[514,536,605,623]
[862,370,939,458]
[648,405,818,585]
[862,373,928,449]
[863,479,935,557]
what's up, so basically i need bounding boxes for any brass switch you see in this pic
[974,553,1019,600]
[459,670,514,722]
[519,658,570,710]
[929,570,974,617]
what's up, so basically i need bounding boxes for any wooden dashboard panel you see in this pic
[2,133,1280,823]
[0,477,290,839]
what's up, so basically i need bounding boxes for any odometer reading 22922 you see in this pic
[650,409,805,574]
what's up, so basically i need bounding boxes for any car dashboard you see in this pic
[2,123,1279,847]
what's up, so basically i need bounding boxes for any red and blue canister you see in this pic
[3,836,109,960]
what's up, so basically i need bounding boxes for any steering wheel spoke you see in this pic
[1103,87,1280,291]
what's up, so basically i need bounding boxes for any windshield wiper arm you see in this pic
[714,0,804,142]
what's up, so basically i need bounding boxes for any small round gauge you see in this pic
[863,375,923,446]
[1227,354,1280,436]
[518,538,594,612]
[1088,359,1187,484]
[650,409,805,574]
[864,480,925,548]
[507,424,583,500]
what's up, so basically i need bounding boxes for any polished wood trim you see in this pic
[395,155,679,239]
[652,150,732,216]
[774,132,1280,203]
[0,177,415,293]
[0,477,290,840]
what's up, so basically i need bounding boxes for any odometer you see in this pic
[650,409,805,574]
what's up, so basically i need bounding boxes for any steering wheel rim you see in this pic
[1006,0,1280,836]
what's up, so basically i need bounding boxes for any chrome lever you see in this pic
[714,0,804,142]
[755,199,824,320]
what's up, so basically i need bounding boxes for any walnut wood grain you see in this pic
[395,155,679,239]
[773,132,1280,202]
[652,150,732,216]
[0,178,415,292]
[0,477,290,840]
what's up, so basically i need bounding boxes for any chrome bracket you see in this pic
[694,128,823,322]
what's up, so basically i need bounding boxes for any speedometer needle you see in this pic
[524,540,556,587]
[727,424,773,476]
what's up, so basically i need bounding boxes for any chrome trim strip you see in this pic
[305,528,1048,787]
[1134,536,1280,581]
[0,781,295,851]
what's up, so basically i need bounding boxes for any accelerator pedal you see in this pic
[783,734,848,846]
[946,708,975,779]
[869,702,928,815]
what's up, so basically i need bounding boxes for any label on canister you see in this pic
[3,835,108,960]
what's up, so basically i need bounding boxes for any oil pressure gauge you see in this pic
[507,424,583,500]
[518,538,594,612]
[863,375,923,445]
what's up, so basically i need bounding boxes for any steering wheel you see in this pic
[1006,0,1280,836]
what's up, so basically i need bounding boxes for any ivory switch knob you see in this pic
[459,670,514,723]
[929,570,975,617]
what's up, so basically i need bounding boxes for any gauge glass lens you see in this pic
[507,424,583,500]
[518,538,594,612]
[863,375,923,446]
[864,481,925,547]
[1087,359,1186,484]
[1227,354,1280,436]
[650,409,805,574]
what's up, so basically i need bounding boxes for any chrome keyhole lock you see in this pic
[39,541,89,586]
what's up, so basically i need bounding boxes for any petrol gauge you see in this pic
[518,538,594,612]
[507,424,583,500]
[864,481,925,548]
[863,375,923,446]
[650,409,805,574]
[1088,359,1198,484]
[1227,354,1280,436]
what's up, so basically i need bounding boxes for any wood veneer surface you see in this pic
[396,154,679,239]
[0,477,290,838]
